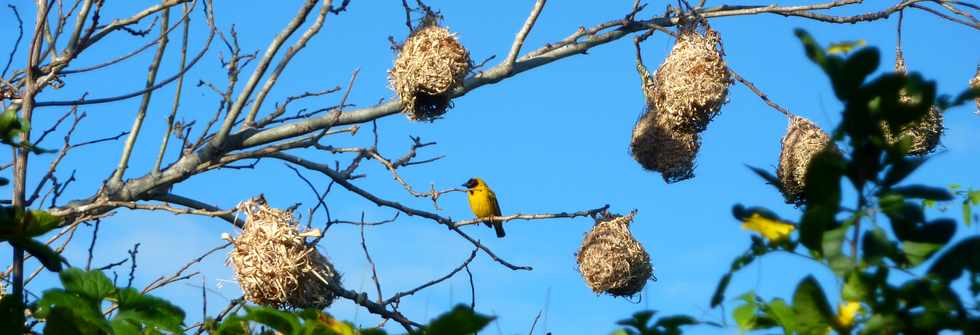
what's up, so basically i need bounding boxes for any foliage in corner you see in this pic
[711,30,980,334]
[611,310,701,335]
[29,268,186,334]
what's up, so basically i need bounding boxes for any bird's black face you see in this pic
[462,178,478,189]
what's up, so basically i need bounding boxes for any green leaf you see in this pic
[653,315,698,334]
[795,29,828,67]
[110,317,143,335]
[34,290,112,335]
[215,314,247,335]
[838,47,880,98]
[822,222,849,260]
[881,157,926,186]
[801,205,835,256]
[827,255,855,276]
[616,310,654,333]
[241,306,301,334]
[890,185,954,201]
[862,314,903,334]
[928,236,980,282]
[43,306,108,335]
[60,268,114,302]
[764,298,797,334]
[23,210,63,237]
[114,288,186,333]
[0,294,26,334]
[9,238,64,272]
[792,276,834,335]
[964,200,974,227]
[904,242,943,267]
[861,228,907,267]
[710,273,732,308]
[425,305,493,335]
[843,271,873,302]
[800,150,844,254]
[949,85,980,108]
[746,165,784,193]
[884,201,925,241]
[733,301,759,331]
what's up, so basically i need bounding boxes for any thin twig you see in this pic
[360,213,384,304]
[504,0,547,70]
[383,248,479,306]
[85,219,100,270]
[729,68,792,118]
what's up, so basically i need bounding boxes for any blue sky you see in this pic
[2,1,979,334]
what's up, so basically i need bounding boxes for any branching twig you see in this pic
[383,248,479,306]
[504,0,547,71]
[360,213,384,304]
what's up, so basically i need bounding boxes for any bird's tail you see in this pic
[492,221,506,238]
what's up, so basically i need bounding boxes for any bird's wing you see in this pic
[488,190,502,217]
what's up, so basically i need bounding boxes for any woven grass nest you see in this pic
[630,109,701,183]
[881,56,944,156]
[777,116,837,205]
[651,22,731,133]
[388,24,471,121]
[576,212,653,297]
[227,197,340,310]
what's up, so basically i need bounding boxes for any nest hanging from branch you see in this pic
[227,197,340,310]
[576,211,653,297]
[630,110,701,183]
[629,46,701,183]
[651,22,731,133]
[777,116,837,205]
[388,24,471,121]
[882,54,944,156]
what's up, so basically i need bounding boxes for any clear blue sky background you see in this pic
[2,1,979,334]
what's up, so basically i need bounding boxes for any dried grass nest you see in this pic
[388,24,472,121]
[777,116,837,205]
[882,57,944,156]
[576,212,653,297]
[651,23,731,133]
[227,197,340,310]
[630,109,701,183]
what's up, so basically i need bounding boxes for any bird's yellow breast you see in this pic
[467,187,499,218]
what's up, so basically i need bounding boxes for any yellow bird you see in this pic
[463,178,506,238]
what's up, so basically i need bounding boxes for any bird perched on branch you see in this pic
[463,177,506,238]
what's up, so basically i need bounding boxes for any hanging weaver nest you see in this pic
[881,103,943,156]
[576,211,653,297]
[388,24,472,121]
[881,54,944,156]
[226,197,340,310]
[651,22,731,133]
[970,65,980,114]
[630,110,701,183]
[777,116,836,205]
[630,51,700,183]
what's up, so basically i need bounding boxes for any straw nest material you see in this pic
[777,116,836,205]
[576,212,653,297]
[388,24,471,121]
[881,102,943,156]
[630,110,701,183]
[881,56,943,156]
[227,198,340,310]
[651,23,731,133]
